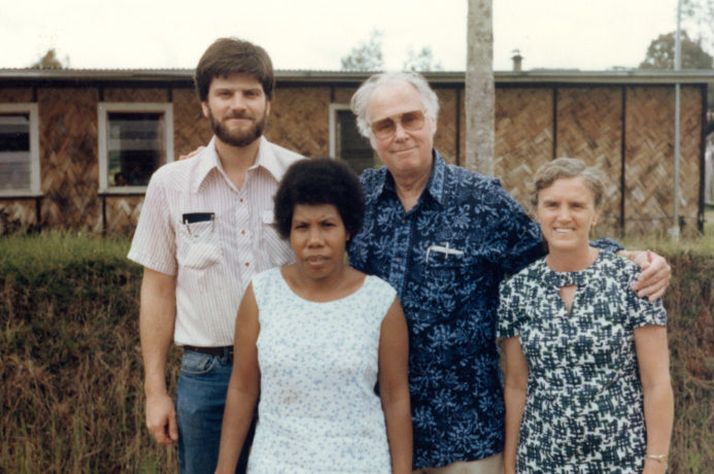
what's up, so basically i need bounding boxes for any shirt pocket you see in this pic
[421,252,473,318]
[176,215,223,270]
[260,210,294,267]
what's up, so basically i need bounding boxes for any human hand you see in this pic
[145,392,178,444]
[629,250,671,301]
[178,146,205,161]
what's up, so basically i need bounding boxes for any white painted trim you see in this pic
[328,103,352,159]
[0,103,40,196]
[97,102,174,192]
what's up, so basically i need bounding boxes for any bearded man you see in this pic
[128,38,303,474]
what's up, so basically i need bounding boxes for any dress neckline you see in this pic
[543,250,604,288]
[277,267,369,305]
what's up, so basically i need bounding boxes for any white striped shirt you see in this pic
[128,136,304,346]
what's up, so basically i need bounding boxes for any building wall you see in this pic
[38,88,100,232]
[494,87,554,209]
[556,87,622,235]
[0,81,706,236]
[268,86,331,157]
[624,86,702,236]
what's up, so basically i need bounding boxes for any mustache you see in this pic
[224,111,254,120]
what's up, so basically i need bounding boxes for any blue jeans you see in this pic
[176,349,255,474]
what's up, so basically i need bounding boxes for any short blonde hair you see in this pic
[531,157,606,209]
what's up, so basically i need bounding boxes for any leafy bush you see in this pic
[0,233,712,472]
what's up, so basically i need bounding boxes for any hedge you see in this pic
[1,234,712,473]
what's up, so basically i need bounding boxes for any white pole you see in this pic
[671,0,682,240]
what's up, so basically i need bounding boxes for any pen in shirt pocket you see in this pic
[182,212,215,235]
[426,243,465,262]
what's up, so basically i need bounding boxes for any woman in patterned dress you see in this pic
[215,158,412,474]
[498,158,673,473]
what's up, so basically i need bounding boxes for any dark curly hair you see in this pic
[274,159,365,239]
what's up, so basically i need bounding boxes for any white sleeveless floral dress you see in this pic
[247,267,397,474]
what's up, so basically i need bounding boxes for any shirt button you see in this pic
[241,230,246,235]
[245,262,250,267]
[239,198,244,203]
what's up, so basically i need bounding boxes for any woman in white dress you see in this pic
[215,158,412,474]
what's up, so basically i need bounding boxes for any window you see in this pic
[329,104,375,175]
[0,103,40,196]
[98,103,173,192]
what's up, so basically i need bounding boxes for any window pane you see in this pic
[337,110,375,175]
[107,112,165,187]
[0,114,31,192]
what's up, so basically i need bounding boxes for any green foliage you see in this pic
[661,253,714,473]
[683,0,714,53]
[402,46,443,72]
[639,31,713,70]
[0,233,712,472]
[29,49,66,70]
[0,233,178,473]
[340,30,384,71]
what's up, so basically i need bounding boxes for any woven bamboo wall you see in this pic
[678,87,703,233]
[173,88,212,158]
[556,87,623,235]
[104,195,144,235]
[0,81,706,235]
[103,88,168,103]
[333,87,357,104]
[624,86,702,236]
[495,87,554,207]
[267,87,330,157]
[38,88,101,232]
[0,88,32,102]
[434,88,458,164]
[0,200,37,233]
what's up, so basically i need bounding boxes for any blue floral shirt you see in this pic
[348,151,545,468]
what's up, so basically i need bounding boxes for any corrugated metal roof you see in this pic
[0,68,712,85]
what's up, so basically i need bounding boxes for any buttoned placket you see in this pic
[233,174,255,283]
[386,198,419,297]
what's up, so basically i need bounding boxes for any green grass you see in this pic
[619,207,714,256]
[0,231,131,275]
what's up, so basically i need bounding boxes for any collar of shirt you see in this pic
[366,149,447,208]
[191,136,285,193]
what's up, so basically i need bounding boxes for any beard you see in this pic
[207,108,268,148]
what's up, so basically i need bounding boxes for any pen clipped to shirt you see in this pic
[426,242,464,262]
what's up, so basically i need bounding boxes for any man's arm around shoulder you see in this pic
[140,267,178,445]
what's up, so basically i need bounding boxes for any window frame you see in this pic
[328,103,353,159]
[0,103,41,197]
[97,102,174,193]
[328,103,375,174]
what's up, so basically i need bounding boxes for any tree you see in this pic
[465,0,495,175]
[639,31,713,69]
[402,46,443,72]
[340,30,384,71]
[683,0,714,53]
[30,49,67,69]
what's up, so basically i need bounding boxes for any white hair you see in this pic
[350,71,440,139]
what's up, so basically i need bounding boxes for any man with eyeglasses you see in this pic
[347,71,671,474]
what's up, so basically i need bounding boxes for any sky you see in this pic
[0,0,683,72]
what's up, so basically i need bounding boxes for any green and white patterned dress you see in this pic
[497,251,666,473]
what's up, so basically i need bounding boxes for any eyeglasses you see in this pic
[369,110,426,139]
